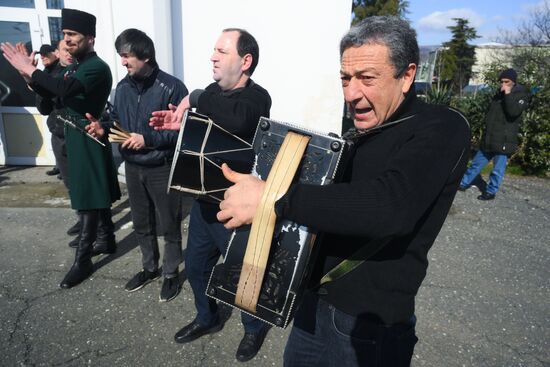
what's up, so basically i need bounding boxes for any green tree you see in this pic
[351,0,409,24]
[439,18,479,93]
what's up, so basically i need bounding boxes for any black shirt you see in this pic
[277,93,471,324]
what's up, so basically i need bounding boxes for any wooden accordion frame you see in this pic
[206,117,349,328]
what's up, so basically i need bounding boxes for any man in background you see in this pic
[32,43,61,177]
[459,68,529,200]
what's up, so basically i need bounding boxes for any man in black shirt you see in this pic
[150,28,271,363]
[217,17,470,366]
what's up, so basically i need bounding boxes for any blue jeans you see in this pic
[460,150,508,195]
[284,292,417,367]
[186,200,265,333]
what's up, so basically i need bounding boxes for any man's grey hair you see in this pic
[340,16,419,78]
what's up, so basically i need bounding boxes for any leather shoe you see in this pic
[46,167,60,176]
[68,236,80,248]
[91,241,116,256]
[477,192,496,201]
[236,328,268,362]
[67,221,81,236]
[174,319,223,344]
[59,261,93,289]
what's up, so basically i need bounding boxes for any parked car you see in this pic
[462,84,490,95]
[414,81,431,95]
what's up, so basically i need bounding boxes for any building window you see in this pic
[46,0,63,9]
[48,16,62,44]
[0,0,35,8]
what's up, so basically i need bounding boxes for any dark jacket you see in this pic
[34,59,67,137]
[50,52,120,210]
[276,92,471,324]
[481,84,529,155]
[112,67,188,166]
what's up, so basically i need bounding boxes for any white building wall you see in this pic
[180,0,352,134]
[63,0,351,135]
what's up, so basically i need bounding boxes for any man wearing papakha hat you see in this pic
[1,8,120,288]
[459,68,529,200]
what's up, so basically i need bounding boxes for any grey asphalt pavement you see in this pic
[0,165,548,367]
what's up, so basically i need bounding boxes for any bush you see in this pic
[426,84,452,106]
[450,90,492,149]
[509,48,550,176]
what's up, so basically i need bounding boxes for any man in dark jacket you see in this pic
[217,17,470,366]
[459,68,529,200]
[35,41,74,184]
[85,29,188,302]
[150,28,272,363]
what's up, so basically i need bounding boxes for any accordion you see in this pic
[206,117,349,328]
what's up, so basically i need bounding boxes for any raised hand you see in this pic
[15,42,37,67]
[1,42,37,78]
[149,95,190,131]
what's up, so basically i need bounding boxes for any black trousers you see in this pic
[125,162,183,277]
[51,134,69,189]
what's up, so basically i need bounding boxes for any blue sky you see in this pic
[408,0,544,45]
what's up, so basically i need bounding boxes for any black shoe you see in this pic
[236,328,268,362]
[68,235,80,248]
[124,269,160,292]
[159,276,181,302]
[67,221,81,236]
[91,240,116,256]
[174,319,223,344]
[477,192,496,201]
[59,260,93,289]
[46,167,60,176]
[458,185,469,191]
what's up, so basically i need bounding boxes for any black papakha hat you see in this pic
[499,68,517,83]
[61,8,96,37]
[39,44,56,55]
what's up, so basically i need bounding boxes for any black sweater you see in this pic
[276,93,471,324]
[191,79,271,214]
[190,79,272,143]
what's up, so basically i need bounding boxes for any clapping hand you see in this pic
[149,95,190,131]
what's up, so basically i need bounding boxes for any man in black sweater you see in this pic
[150,28,271,363]
[217,17,470,366]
